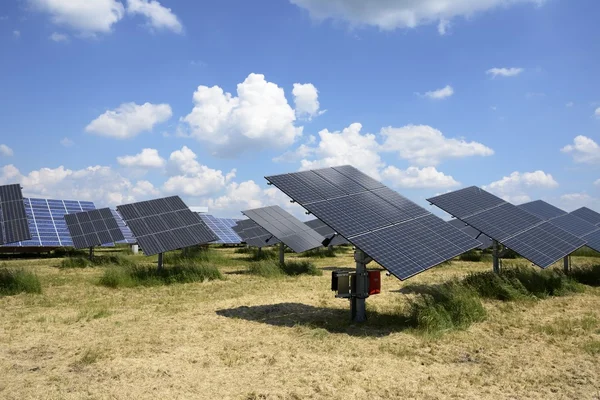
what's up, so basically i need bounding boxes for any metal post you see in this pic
[493,240,500,274]
[130,244,139,254]
[257,247,262,257]
[563,256,569,273]
[351,249,369,323]
[89,247,93,260]
[279,242,285,265]
[157,252,163,271]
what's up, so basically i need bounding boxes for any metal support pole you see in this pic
[279,242,285,265]
[351,249,369,323]
[157,252,163,271]
[89,247,93,261]
[257,247,262,257]
[563,256,570,274]
[493,240,500,274]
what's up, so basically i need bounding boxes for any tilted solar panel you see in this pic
[199,214,242,244]
[518,200,567,221]
[305,218,349,246]
[242,205,325,253]
[0,184,31,244]
[571,207,600,226]
[233,219,280,248]
[428,187,585,268]
[447,219,491,250]
[117,196,217,256]
[266,165,481,280]
[112,209,137,244]
[64,208,125,249]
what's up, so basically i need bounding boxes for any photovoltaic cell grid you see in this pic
[64,208,125,249]
[427,187,585,268]
[0,184,31,244]
[233,219,280,248]
[266,165,481,280]
[571,207,600,226]
[518,200,567,221]
[305,218,349,246]
[112,209,137,244]
[447,219,492,250]
[117,196,218,256]
[199,214,242,244]
[0,197,98,247]
[242,205,325,253]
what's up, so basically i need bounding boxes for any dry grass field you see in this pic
[1,246,599,400]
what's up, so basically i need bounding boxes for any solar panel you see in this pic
[447,219,492,250]
[233,219,280,248]
[0,184,31,244]
[266,165,481,280]
[242,205,325,253]
[428,188,585,268]
[199,214,242,244]
[518,200,567,221]
[305,218,349,246]
[571,207,600,226]
[116,196,217,256]
[112,209,137,244]
[547,213,599,237]
[64,208,125,249]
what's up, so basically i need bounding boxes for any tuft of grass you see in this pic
[60,257,90,269]
[407,282,486,334]
[0,266,42,296]
[301,247,339,258]
[459,250,483,262]
[248,260,283,278]
[581,340,600,355]
[59,254,136,269]
[99,263,223,288]
[571,247,600,258]
[570,264,600,287]
[234,247,253,254]
[280,260,322,276]
[463,270,528,301]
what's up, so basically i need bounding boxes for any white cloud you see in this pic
[421,85,454,100]
[559,193,600,212]
[561,135,600,164]
[85,102,172,139]
[380,124,494,166]
[0,144,14,157]
[290,0,543,33]
[131,180,160,197]
[486,67,524,78]
[60,137,74,147]
[381,166,460,189]
[163,146,235,197]
[484,170,558,203]
[126,0,183,33]
[29,0,125,35]
[293,83,323,119]
[595,107,600,118]
[182,73,302,156]
[49,32,68,42]
[437,19,451,35]
[13,30,20,38]
[566,102,574,108]
[117,148,165,168]
[297,123,384,179]
[594,179,600,186]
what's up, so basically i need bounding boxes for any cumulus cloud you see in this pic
[561,135,600,164]
[49,32,68,42]
[595,107,600,118]
[117,148,165,168]
[182,73,302,156]
[558,193,600,212]
[484,170,558,203]
[293,83,323,119]
[486,67,524,78]
[0,144,14,157]
[380,124,494,166]
[420,85,454,100]
[60,137,74,147]
[29,0,125,34]
[126,0,183,33]
[381,166,460,189]
[289,0,543,33]
[86,102,172,139]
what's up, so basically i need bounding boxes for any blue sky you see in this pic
[0,0,599,218]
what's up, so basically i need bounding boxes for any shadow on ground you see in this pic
[216,302,411,337]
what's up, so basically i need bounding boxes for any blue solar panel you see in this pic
[112,209,136,244]
[199,214,242,244]
[0,197,102,248]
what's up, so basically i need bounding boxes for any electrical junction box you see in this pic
[368,270,381,295]
[332,270,381,298]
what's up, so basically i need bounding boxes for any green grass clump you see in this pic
[571,247,600,258]
[248,260,284,278]
[60,257,91,269]
[459,250,482,262]
[302,247,339,258]
[280,260,322,276]
[570,264,600,287]
[246,248,277,261]
[248,260,321,278]
[99,263,223,288]
[407,282,486,334]
[59,254,135,269]
[0,267,42,296]
[234,246,253,254]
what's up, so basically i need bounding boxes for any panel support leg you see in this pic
[493,240,500,274]
[257,247,262,257]
[351,249,370,323]
[157,252,163,271]
[563,256,570,274]
[89,247,93,261]
[279,242,285,265]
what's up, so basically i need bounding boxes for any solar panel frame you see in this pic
[199,214,242,244]
[304,218,349,246]
[64,207,125,249]
[518,200,567,221]
[266,165,481,280]
[0,184,31,244]
[571,207,600,226]
[233,219,280,247]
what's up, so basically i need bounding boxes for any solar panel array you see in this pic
[266,165,481,280]
[117,196,217,256]
[64,208,125,249]
[305,218,349,246]
[518,200,567,221]
[233,219,280,248]
[199,214,242,244]
[571,207,600,226]
[0,184,31,244]
[447,219,491,250]
[242,205,325,253]
[428,187,586,268]
[112,209,137,244]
